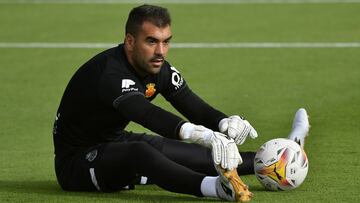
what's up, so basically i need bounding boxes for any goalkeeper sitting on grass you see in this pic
[53,4,309,202]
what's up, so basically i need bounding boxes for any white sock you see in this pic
[200,176,218,198]
[140,176,148,184]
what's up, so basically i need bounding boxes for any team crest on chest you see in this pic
[145,83,156,98]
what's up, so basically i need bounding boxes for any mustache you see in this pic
[150,55,164,61]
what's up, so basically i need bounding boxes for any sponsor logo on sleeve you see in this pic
[85,149,98,162]
[121,79,138,93]
[170,66,183,90]
[145,83,156,98]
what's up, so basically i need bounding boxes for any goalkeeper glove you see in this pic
[179,122,242,170]
[219,115,258,145]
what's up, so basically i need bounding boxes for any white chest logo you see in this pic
[122,79,135,88]
[121,79,138,93]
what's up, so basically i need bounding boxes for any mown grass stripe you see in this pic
[1,0,360,4]
[1,42,360,49]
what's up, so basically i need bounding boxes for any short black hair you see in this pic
[125,4,171,36]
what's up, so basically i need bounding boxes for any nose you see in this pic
[155,43,166,56]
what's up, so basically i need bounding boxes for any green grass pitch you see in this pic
[0,1,360,202]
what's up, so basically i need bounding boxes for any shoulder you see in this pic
[101,45,135,76]
[160,61,182,76]
[98,45,140,92]
[157,61,187,96]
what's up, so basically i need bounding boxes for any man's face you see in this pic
[126,21,172,76]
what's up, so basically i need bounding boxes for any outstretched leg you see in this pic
[116,131,256,176]
[56,139,252,201]
[92,141,206,196]
[160,137,256,176]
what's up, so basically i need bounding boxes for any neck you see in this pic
[124,44,147,78]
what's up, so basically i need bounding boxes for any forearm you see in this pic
[115,94,185,139]
[167,87,227,131]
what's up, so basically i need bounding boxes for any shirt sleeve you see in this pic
[115,94,186,139]
[161,64,227,131]
[98,61,185,139]
[159,64,188,98]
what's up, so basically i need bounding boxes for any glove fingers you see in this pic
[219,120,229,133]
[229,115,241,120]
[228,119,238,138]
[220,115,258,145]
[228,143,242,170]
[228,127,237,139]
[228,123,243,140]
[234,123,250,144]
[237,149,243,165]
[212,141,221,165]
[221,144,227,169]
[227,144,235,170]
[249,127,258,139]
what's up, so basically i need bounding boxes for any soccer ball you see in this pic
[254,138,308,191]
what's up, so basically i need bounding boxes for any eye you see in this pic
[163,40,170,45]
[146,38,157,45]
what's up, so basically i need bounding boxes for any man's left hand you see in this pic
[219,115,258,145]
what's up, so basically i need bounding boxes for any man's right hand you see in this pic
[179,122,242,170]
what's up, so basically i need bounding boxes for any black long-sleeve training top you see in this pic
[53,44,226,157]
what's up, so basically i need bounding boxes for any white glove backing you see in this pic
[211,132,242,170]
[219,115,258,145]
[179,122,242,170]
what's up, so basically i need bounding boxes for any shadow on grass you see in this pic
[249,185,269,192]
[0,180,220,202]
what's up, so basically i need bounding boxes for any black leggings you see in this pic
[55,132,255,197]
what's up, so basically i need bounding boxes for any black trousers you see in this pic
[55,131,255,197]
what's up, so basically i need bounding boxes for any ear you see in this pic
[125,33,135,51]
